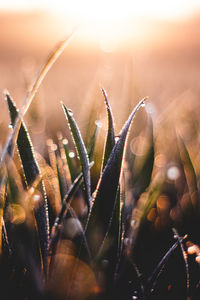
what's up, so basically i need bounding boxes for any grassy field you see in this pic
[0,11,200,300]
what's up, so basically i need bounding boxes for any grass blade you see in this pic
[146,235,187,295]
[101,88,116,171]
[49,172,84,251]
[62,104,91,210]
[0,178,6,254]
[86,98,147,257]
[176,132,198,208]
[87,121,101,160]
[173,228,190,300]
[132,115,154,199]
[6,93,49,275]
[0,31,76,172]
[62,139,77,182]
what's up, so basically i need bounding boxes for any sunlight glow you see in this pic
[47,0,200,50]
[1,0,200,50]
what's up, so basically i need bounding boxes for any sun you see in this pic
[45,0,200,50]
[2,0,198,51]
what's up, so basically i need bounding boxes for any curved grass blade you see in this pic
[63,205,92,262]
[62,104,91,209]
[62,139,77,182]
[176,132,198,208]
[55,155,67,201]
[86,98,147,257]
[49,161,93,251]
[0,178,6,254]
[87,120,101,160]
[146,235,187,296]
[32,152,62,230]
[132,115,154,199]
[0,31,76,172]
[49,172,84,251]
[172,228,190,300]
[6,93,49,276]
[101,88,115,171]
[91,89,117,265]
[139,168,165,226]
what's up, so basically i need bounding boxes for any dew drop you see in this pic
[167,166,180,180]
[101,259,109,268]
[67,109,73,117]
[124,238,132,247]
[8,124,13,129]
[46,139,53,147]
[64,218,81,239]
[63,138,68,145]
[115,135,120,142]
[69,151,75,158]
[29,187,34,194]
[130,220,136,228]
[145,103,156,115]
[51,144,58,151]
[33,194,40,202]
[95,120,102,128]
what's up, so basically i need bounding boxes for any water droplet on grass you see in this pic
[145,103,156,115]
[67,109,73,117]
[167,166,180,180]
[33,194,41,202]
[95,120,102,128]
[51,144,58,151]
[69,151,75,158]
[115,135,120,142]
[63,138,68,145]
[101,259,109,268]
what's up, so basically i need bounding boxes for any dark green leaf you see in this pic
[177,132,198,208]
[132,115,154,199]
[101,88,116,171]
[6,93,49,275]
[86,98,147,257]
[62,139,77,182]
[87,121,101,160]
[49,171,84,251]
[62,104,91,209]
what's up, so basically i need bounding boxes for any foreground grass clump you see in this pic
[0,37,200,300]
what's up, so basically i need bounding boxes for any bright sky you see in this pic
[1,0,200,19]
[1,0,200,50]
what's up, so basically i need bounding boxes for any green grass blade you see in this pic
[146,235,187,296]
[49,171,84,251]
[0,31,76,173]
[86,98,147,257]
[177,132,198,208]
[87,121,101,160]
[7,94,40,185]
[172,228,190,299]
[6,93,49,275]
[101,88,115,171]
[62,103,91,209]
[0,177,6,254]
[62,139,77,182]
[132,115,154,199]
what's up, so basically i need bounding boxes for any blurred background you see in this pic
[0,0,200,157]
[1,2,200,297]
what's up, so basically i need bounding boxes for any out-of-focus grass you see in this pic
[0,11,200,300]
